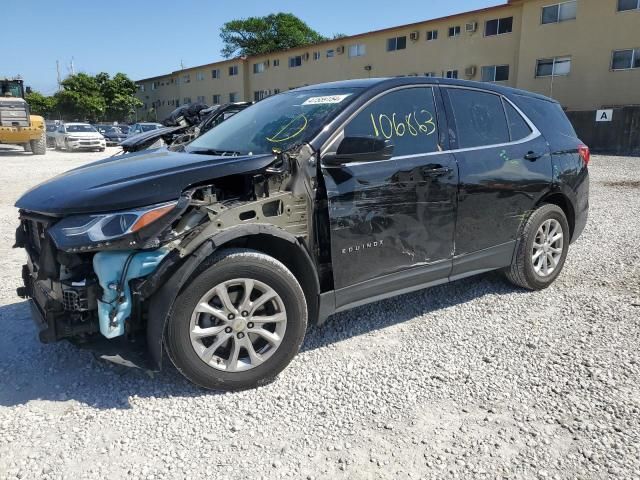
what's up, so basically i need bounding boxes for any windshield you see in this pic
[187,88,361,154]
[0,81,23,98]
[66,124,96,133]
[141,124,161,132]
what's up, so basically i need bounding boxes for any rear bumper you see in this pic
[571,170,589,243]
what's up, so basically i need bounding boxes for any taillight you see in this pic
[578,144,590,166]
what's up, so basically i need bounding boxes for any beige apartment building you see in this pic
[135,0,640,120]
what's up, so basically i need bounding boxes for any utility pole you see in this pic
[56,60,62,90]
[69,57,75,76]
[180,59,185,70]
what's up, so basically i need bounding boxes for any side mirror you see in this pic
[323,136,394,166]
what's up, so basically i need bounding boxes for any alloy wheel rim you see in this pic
[532,218,564,277]
[189,278,287,372]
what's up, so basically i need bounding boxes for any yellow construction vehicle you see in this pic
[0,77,46,155]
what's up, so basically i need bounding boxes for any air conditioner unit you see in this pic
[303,52,310,61]
[465,22,478,33]
[409,31,420,41]
[464,65,477,77]
[336,45,345,54]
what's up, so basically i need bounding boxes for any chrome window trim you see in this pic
[320,84,541,166]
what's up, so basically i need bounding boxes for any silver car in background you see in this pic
[53,123,106,152]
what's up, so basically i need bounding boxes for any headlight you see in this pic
[48,201,178,251]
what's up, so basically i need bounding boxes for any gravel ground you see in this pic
[0,145,639,480]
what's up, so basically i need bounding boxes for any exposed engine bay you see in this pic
[15,146,317,353]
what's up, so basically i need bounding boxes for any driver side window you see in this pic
[344,87,439,157]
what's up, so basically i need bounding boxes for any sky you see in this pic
[2,0,504,94]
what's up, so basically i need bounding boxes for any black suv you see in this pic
[14,78,589,390]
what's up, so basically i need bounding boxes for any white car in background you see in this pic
[53,123,106,152]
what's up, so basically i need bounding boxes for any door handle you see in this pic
[422,166,452,177]
[524,151,543,161]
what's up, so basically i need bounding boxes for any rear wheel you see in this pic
[504,204,569,290]
[165,249,308,390]
[30,133,47,155]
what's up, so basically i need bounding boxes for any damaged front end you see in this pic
[14,147,312,362]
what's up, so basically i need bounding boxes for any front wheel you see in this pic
[165,249,308,390]
[30,133,47,155]
[504,204,570,290]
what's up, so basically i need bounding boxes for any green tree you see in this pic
[53,72,142,122]
[55,73,105,121]
[96,72,142,121]
[25,91,57,118]
[220,13,327,58]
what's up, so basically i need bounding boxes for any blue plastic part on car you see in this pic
[93,248,170,339]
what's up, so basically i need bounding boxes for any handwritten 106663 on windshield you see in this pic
[370,109,436,140]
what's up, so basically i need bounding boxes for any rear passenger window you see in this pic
[503,100,532,141]
[344,87,439,157]
[447,89,509,148]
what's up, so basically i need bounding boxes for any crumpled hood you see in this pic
[15,149,276,215]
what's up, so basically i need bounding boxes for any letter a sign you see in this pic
[596,109,613,122]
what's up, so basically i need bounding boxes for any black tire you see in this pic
[165,249,308,391]
[30,133,47,155]
[504,204,570,290]
[22,143,31,152]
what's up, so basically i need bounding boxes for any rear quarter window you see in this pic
[513,95,576,146]
[503,100,532,141]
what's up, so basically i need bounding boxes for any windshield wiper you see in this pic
[187,147,243,156]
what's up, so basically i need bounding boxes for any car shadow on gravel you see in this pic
[302,271,522,352]
[0,272,522,409]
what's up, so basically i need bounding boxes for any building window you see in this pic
[253,62,265,74]
[481,65,510,82]
[387,36,407,51]
[426,30,438,41]
[446,69,458,79]
[289,55,303,68]
[274,88,281,94]
[542,1,577,24]
[448,26,461,37]
[618,0,640,11]
[485,16,513,36]
[196,95,205,103]
[229,92,238,102]
[183,97,191,104]
[611,48,640,70]
[228,65,238,76]
[326,49,335,58]
[424,72,437,77]
[182,74,190,83]
[348,44,366,57]
[212,94,221,104]
[211,69,220,79]
[273,59,280,67]
[196,72,205,81]
[535,56,572,77]
[313,51,321,60]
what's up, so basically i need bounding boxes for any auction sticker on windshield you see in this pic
[302,94,351,105]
